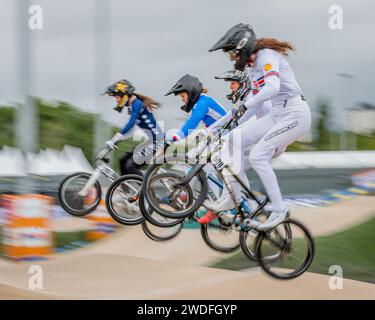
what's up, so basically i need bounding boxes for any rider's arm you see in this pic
[106,99,142,148]
[238,103,272,125]
[237,109,254,125]
[206,111,232,134]
[120,99,142,139]
[105,131,125,149]
[243,49,280,119]
[177,101,209,139]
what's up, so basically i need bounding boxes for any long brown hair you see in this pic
[254,38,295,56]
[134,93,161,112]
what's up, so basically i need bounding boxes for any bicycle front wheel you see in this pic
[58,172,101,217]
[105,174,145,226]
[255,218,315,280]
[144,171,207,219]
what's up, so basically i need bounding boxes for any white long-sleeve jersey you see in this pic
[243,48,303,119]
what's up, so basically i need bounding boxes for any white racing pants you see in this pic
[219,96,311,211]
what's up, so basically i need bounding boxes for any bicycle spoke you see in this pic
[257,219,314,279]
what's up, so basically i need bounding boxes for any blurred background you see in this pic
[1,0,375,195]
[0,0,374,297]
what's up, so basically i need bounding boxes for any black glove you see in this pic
[232,103,247,120]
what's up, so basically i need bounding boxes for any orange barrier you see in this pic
[85,199,118,241]
[1,194,54,261]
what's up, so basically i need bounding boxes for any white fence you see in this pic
[0,145,93,177]
[1,146,375,177]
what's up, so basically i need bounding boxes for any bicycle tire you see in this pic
[144,169,208,219]
[105,174,145,226]
[142,221,183,242]
[139,187,185,227]
[58,172,101,217]
[255,218,315,280]
[200,222,240,253]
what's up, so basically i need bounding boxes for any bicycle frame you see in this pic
[171,109,270,223]
[176,114,238,186]
[222,165,270,219]
[77,141,170,201]
[77,147,119,197]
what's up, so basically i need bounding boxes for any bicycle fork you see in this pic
[77,166,103,197]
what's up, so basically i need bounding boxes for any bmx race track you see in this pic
[0,196,374,299]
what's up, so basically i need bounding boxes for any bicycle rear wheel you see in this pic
[139,187,185,227]
[239,209,271,262]
[239,229,259,261]
[255,218,315,280]
[199,214,240,253]
[142,221,183,242]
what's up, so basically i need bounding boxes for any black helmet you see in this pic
[215,70,250,104]
[214,69,247,83]
[103,79,135,112]
[209,23,257,71]
[165,74,203,113]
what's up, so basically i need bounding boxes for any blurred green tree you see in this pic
[0,98,136,171]
[314,98,332,150]
[0,106,14,147]
[1,97,375,166]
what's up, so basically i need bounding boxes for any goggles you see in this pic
[225,49,240,61]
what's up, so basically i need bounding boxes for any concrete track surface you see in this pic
[1,196,374,299]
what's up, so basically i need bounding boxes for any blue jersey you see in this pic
[120,98,162,140]
[178,94,227,138]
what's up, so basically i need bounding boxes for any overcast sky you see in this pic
[0,0,374,131]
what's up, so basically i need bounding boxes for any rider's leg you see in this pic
[204,115,276,214]
[124,157,143,176]
[119,152,133,175]
[202,163,223,199]
[130,140,157,177]
[197,163,226,224]
[249,102,311,229]
[203,140,248,213]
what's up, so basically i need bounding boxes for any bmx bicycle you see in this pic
[58,145,182,241]
[141,107,315,279]
[136,154,263,254]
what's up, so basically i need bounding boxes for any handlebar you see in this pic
[141,104,248,164]
[211,104,247,140]
[200,104,247,155]
[95,145,114,162]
